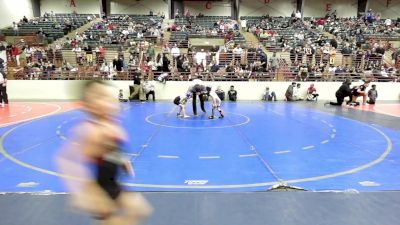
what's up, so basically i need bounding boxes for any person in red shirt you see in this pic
[317,18,325,25]
[268,29,274,36]
[171,23,177,31]
[108,23,114,30]
[225,31,233,43]
[99,46,105,58]
[256,27,261,36]
[11,45,20,66]
[71,39,78,48]
[317,18,325,31]
[306,84,319,101]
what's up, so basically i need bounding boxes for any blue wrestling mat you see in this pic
[1,102,399,192]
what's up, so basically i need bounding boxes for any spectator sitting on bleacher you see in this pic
[195,49,207,70]
[177,55,189,72]
[233,45,243,63]
[171,44,180,60]
[12,22,19,36]
[62,60,74,71]
[72,45,83,65]
[22,16,28,23]
[24,46,33,63]
[83,45,93,65]
[113,56,124,72]
[210,60,219,73]
[225,31,234,43]
[259,31,268,39]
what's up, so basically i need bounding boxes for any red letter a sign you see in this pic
[70,0,76,8]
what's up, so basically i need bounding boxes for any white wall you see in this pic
[7,81,400,101]
[369,0,400,19]
[40,0,100,15]
[303,0,358,18]
[0,0,34,28]
[184,0,231,17]
[110,0,168,15]
[240,0,296,17]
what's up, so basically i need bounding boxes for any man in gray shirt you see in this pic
[285,82,296,101]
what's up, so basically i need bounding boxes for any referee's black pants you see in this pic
[192,93,205,115]
[0,85,8,104]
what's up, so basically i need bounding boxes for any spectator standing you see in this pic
[13,22,19,36]
[113,56,124,72]
[11,45,20,66]
[341,43,352,66]
[233,45,243,64]
[0,42,6,64]
[162,54,170,72]
[84,45,93,65]
[170,44,180,67]
[72,45,82,65]
[270,52,278,74]
[0,70,8,107]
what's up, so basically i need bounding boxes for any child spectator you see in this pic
[263,87,277,101]
[228,85,237,101]
[367,84,378,104]
[306,84,319,101]
[118,89,128,102]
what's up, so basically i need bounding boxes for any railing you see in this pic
[11,70,399,83]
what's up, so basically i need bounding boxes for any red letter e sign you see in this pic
[326,3,332,12]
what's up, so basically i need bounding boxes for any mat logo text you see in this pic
[184,180,209,185]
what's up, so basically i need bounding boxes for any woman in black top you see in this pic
[328,79,352,106]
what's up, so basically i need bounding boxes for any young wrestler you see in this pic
[174,92,192,118]
[206,86,224,119]
[367,84,378,104]
[57,80,152,225]
[350,81,370,106]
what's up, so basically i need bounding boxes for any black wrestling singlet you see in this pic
[96,154,122,200]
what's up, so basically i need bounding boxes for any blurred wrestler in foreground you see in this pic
[57,80,152,225]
